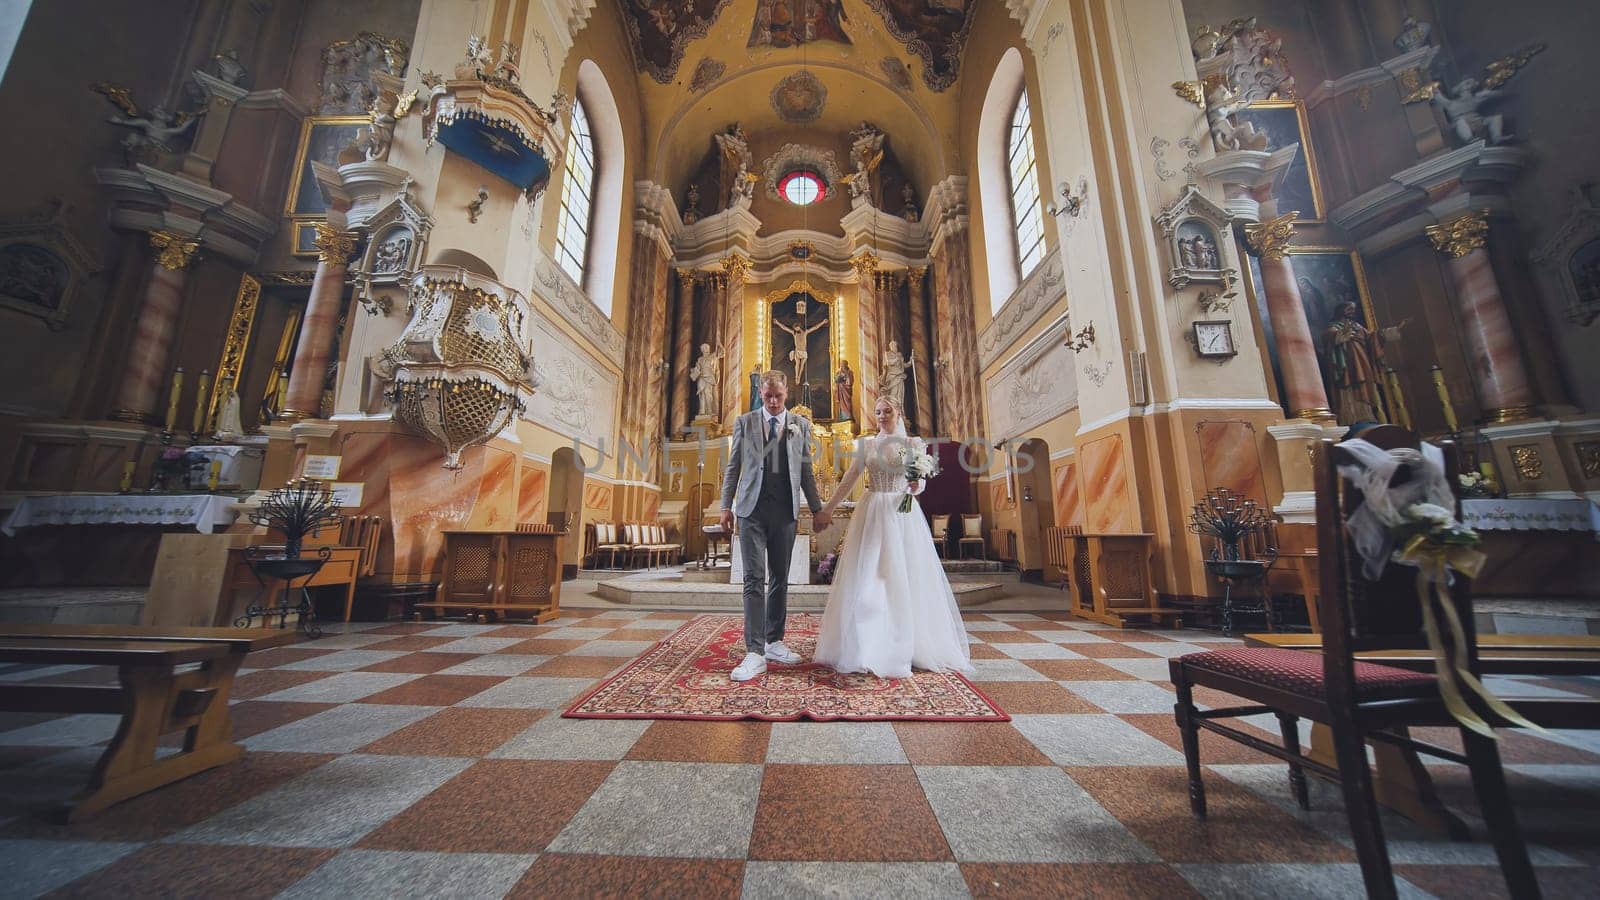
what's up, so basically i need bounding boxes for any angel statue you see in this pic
[688,342,722,418]
[92,83,203,166]
[1204,83,1269,152]
[1432,77,1510,146]
[879,341,911,411]
[356,94,399,161]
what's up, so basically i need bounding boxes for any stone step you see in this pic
[594,571,1008,609]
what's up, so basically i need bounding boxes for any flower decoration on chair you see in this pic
[247,478,343,559]
[380,267,538,468]
[1187,488,1269,561]
[896,438,939,513]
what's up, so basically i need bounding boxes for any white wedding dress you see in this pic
[814,426,973,679]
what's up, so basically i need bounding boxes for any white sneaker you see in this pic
[764,641,802,665]
[731,652,767,682]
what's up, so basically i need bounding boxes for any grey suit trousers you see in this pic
[738,498,796,654]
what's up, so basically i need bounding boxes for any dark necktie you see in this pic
[768,416,779,443]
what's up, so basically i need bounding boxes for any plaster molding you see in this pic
[532,250,625,355]
[978,247,1065,370]
[237,88,310,119]
[1304,47,1437,109]
[1330,141,1528,239]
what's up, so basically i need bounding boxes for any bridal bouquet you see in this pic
[896,440,939,513]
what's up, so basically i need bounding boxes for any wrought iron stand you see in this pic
[1204,557,1271,637]
[235,544,331,638]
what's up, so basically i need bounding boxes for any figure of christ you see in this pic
[774,317,827,386]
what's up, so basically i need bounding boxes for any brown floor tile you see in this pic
[583,617,644,629]
[0,712,66,734]
[1068,642,1159,659]
[506,854,742,900]
[527,656,629,678]
[362,634,463,652]
[1092,630,1175,643]
[968,643,1007,660]
[1,751,334,841]
[1394,864,1600,900]
[363,622,445,635]
[1120,713,1288,765]
[359,759,614,853]
[1067,765,1355,864]
[626,720,771,763]
[749,764,953,861]
[1189,684,1253,710]
[44,842,337,900]
[645,611,698,620]
[1009,617,1075,631]
[1024,659,1138,681]
[961,863,1204,899]
[1409,726,1600,765]
[362,707,545,757]
[231,668,335,700]
[356,674,507,706]
[557,609,604,618]
[981,630,1046,644]
[973,681,1101,714]
[230,701,337,739]
[359,652,478,674]
[496,638,588,655]
[893,722,1053,766]
[605,628,672,642]
[482,625,550,638]
[238,647,332,669]
[1534,676,1600,700]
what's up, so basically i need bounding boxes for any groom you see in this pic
[720,370,831,682]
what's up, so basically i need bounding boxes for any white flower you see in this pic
[912,453,937,476]
[786,422,801,437]
[1405,502,1454,527]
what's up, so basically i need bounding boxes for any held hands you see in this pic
[812,510,833,531]
[906,478,924,496]
[719,509,734,532]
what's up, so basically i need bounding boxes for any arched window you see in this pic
[1007,91,1045,278]
[555,98,596,287]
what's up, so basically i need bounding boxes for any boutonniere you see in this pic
[786,422,801,438]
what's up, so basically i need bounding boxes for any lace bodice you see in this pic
[862,434,914,493]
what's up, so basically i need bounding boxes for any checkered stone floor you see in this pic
[1,609,1597,898]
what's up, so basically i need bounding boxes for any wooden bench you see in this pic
[417,529,564,623]
[0,624,298,821]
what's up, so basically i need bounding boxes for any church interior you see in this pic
[0,0,1597,896]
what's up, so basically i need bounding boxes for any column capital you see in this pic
[148,230,200,270]
[1426,209,1490,259]
[1243,211,1299,260]
[718,253,749,284]
[850,251,880,276]
[676,267,698,290]
[908,265,928,280]
[312,222,357,264]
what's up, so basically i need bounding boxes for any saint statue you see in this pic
[748,365,762,410]
[833,359,855,423]
[688,342,721,417]
[879,340,911,412]
[1323,302,1388,425]
[215,380,244,439]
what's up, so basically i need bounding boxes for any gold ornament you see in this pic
[1426,210,1489,259]
[1576,441,1600,480]
[149,230,200,270]
[1243,211,1299,260]
[850,252,880,276]
[1399,67,1438,104]
[1509,444,1544,481]
[1172,80,1206,107]
[1481,44,1546,91]
[312,222,357,264]
[719,254,749,284]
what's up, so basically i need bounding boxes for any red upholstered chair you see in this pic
[1169,428,1539,900]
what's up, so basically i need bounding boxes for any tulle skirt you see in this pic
[813,491,973,679]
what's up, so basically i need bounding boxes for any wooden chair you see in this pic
[591,522,628,569]
[338,515,383,578]
[1169,428,1540,899]
[931,515,951,559]
[958,513,985,560]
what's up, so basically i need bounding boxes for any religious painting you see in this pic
[284,115,367,218]
[689,58,726,93]
[1231,100,1325,222]
[1569,238,1600,322]
[292,221,320,257]
[861,0,977,91]
[749,0,850,48]
[0,244,67,314]
[768,291,833,420]
[1246,248,1395,425]
[880,56,913,92]
[770,70,827,123]
[622,0,735,84]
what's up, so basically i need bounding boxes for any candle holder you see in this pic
[1189,488,1278,635]
[235,479,344,636]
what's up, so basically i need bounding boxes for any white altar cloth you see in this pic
[2,494,240,536]
[187,444,266,490]
[1461,498,1600,537]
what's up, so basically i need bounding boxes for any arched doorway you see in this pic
[548,447,586,575]
[1017,438,1057,578]
[683,481,717,562]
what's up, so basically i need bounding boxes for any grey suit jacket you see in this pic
[720,409,823,520]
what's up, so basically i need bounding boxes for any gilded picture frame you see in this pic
[1233,100,1326,224]
[291,221,321,258]
[283,115,367,219]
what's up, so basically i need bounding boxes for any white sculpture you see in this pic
[879,340,911,411]
[689,342,722,417]
[215,384,244,440]
[1205,84,1270,152]
[1394,15,1433,53]
[1432,77,1510,146]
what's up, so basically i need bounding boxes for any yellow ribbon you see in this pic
[1396,537,1548,739]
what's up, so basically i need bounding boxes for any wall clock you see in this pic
[1193,319,1237,358]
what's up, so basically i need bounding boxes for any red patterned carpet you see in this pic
[563,614,1009,722]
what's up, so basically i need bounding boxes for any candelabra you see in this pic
[236,479,345,636]
[1189,488,1277,635]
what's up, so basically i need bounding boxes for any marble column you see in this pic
[110,231,201,424]
[642,253,672,454]
[934,229,983,440]
[671,269,696,436]
[1245,212,1334,422]
[907,266,934,436]
[1426,210,1537,422]
[280,223,355,422]
[718,258,747,430]
[853,252,881,426]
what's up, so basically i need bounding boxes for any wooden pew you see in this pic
[0,624,298,821]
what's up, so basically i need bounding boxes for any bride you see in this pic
[814,398,972,678]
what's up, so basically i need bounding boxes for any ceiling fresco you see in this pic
[860,0,976,91]
[623,0,736,83]
[748,0,852,48]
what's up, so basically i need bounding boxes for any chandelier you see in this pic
[381,266,536,468]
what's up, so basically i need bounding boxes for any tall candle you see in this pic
[207,458,222,491]
[165,368,184,433]
[192,369,212,434]
[120,461,135,493]
[1430,365,1458,434]
[1384,367,1412,431]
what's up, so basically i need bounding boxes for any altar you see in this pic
[0,494,243,588]
[729,532,811,585]
[1461,498,1600,599]
[2,493,240,536]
